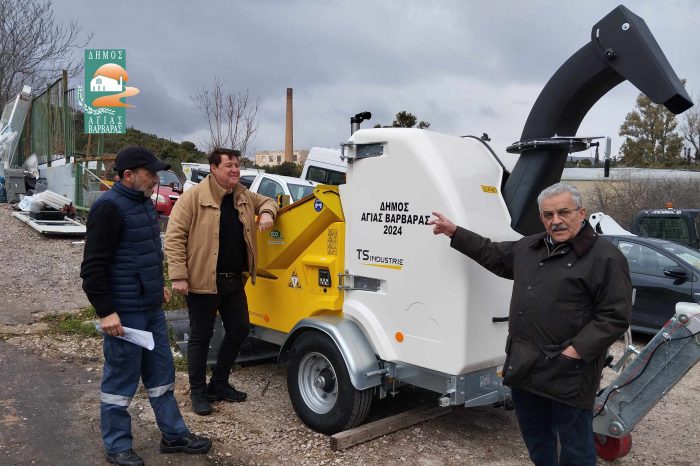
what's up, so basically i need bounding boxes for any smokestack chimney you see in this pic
[285,88,293,163]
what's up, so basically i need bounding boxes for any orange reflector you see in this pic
[395,332,404,342]
[665,202,674,209]
[263,314,270,323]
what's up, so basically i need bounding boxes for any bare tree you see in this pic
[191,77,261,156]
[0,0,91,108]
[679,94,700,164]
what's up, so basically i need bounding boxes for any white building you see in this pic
[255,149,309,166]
[90,75,123,92]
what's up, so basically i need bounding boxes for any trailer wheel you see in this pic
[287,331,373,435]
[595,433,632,461]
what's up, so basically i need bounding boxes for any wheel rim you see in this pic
[297,351,338,414]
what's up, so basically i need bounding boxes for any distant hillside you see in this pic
[74,113,206,178]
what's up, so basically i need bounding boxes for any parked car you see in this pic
[602,235,700,333]
[248,173,317,204]
[179,165,316,205]
[182,166,263,192]
[239,170,260,189]
[151,170,182,216]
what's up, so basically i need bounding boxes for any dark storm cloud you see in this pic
[126,68,194,139]
[51,0,700,158]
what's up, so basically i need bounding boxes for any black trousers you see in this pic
[186,275,250,391]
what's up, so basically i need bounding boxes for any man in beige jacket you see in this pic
[165,148,278,415]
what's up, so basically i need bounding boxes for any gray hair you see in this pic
[537,182,583,212]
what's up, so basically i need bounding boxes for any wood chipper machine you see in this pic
[237,5,699,460]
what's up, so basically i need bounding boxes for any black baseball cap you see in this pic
[115,146,170,173]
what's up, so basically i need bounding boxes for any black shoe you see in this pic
[106,449,144,466]
[207,381,247,402]
[190,390,212,415]
[160,432,212,454]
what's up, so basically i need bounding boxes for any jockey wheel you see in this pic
[595,433,632,461]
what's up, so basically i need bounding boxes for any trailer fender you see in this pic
[279,315,382,391]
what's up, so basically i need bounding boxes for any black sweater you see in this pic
[80,202,121,318]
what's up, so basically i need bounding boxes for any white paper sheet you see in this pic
[94,323,155,350]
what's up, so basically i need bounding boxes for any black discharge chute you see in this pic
[503,5,693,235]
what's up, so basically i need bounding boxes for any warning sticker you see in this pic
[327,229,338,255]
[288,270,302,289]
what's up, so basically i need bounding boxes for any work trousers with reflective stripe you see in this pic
[100,308,189,454]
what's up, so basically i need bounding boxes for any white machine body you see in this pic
[340,128,520,375]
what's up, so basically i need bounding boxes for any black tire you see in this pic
[287,331,372,435]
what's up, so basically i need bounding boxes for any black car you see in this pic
[602,235,700,334]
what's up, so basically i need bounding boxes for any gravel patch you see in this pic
[0,204,89,325]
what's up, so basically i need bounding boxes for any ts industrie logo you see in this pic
[79,49,140,134]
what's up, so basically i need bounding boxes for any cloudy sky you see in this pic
[53,0,699,167]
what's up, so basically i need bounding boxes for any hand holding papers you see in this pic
[94,322,155,350]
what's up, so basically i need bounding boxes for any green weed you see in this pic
[163,260,187,311]
[41,307,100,337]
[173,353,188,372]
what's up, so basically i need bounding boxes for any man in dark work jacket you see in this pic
[81,147,210,466]
[429,182,631,466]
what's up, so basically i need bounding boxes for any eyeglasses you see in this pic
[541,208,581,221]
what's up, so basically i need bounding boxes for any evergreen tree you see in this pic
[374,111,430,129]
[392,111,417,128]
[619,92,684,166]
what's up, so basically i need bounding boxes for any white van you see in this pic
[300,147,346,185]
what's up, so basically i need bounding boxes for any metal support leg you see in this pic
[593,303,700,438]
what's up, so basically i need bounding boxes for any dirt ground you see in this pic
[1,203,699,465]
